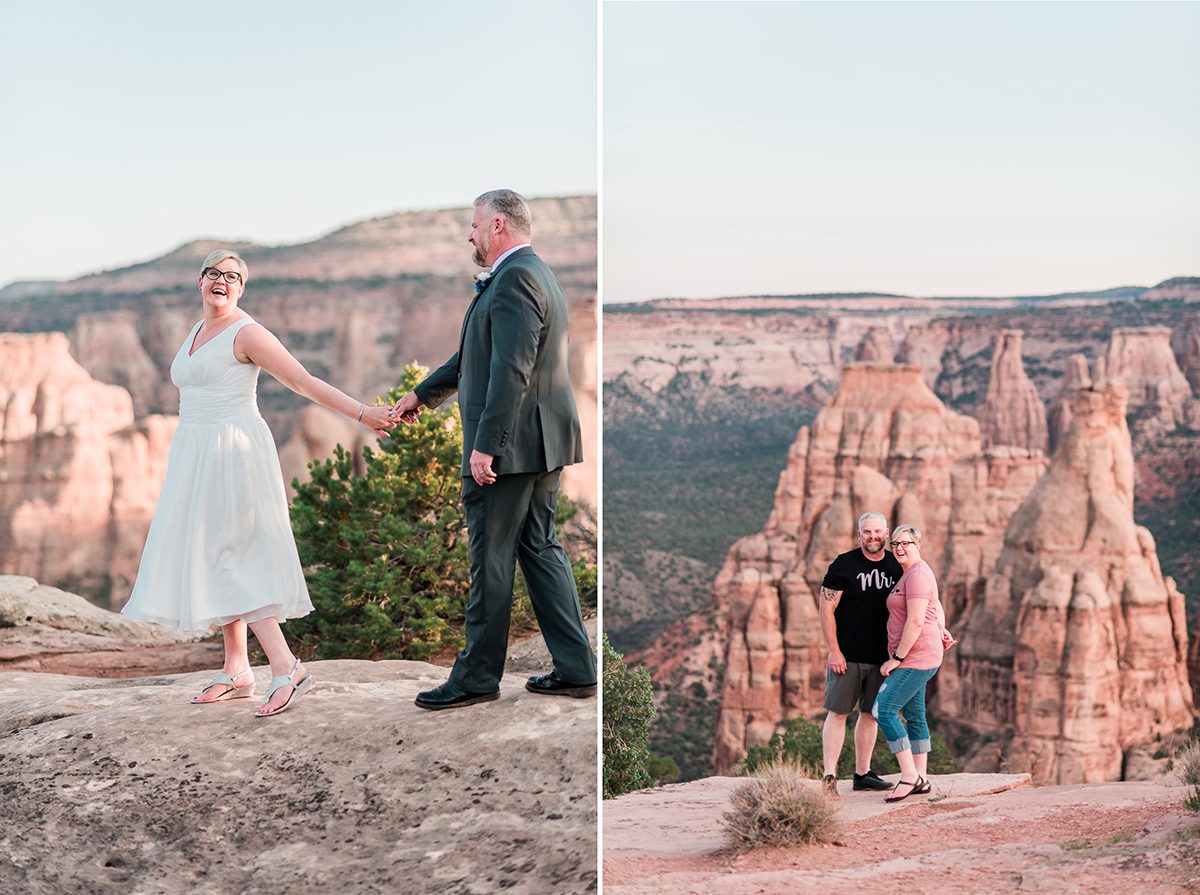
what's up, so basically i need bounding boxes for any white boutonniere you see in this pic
[473,270,493,294]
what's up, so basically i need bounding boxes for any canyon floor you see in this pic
[603,773,1200,895]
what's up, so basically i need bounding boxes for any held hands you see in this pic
[470,449,497,486]
[828,648,847,675]
[880,657,901,677]
[388,391,423,425]
[359,405,397,438]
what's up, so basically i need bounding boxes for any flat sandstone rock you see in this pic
[603,773,1031,857]
[0,660,597,895]
[603,774,1198,895]
[0,575,222,677]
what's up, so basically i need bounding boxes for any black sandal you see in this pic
[884,776,925,803]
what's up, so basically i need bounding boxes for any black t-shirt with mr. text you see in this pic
[821,548,902,665]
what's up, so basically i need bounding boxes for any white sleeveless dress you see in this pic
[122,317,313,632]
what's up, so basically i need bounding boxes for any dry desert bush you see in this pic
[1178,741,1200,787]
[1177,741,1200,812]
[723,760,839,851]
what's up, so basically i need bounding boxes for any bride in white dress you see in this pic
[123,249,396,717]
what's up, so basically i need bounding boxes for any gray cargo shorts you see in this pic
[823,661,884,714]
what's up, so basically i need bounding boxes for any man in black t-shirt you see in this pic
[818,511,903,796]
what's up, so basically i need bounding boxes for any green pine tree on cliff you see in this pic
[287,363,595,662]
[287,364,471,661]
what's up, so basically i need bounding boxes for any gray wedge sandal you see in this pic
[254,659,313,718]
[191,668,255,704]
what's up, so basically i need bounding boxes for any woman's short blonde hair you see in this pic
[891,524,923,545]
[200,249,249,283]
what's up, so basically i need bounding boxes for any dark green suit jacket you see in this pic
[414,247,584,478]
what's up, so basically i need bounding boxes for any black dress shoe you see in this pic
[414,682,500,711]
[525,671,597,698]
[852,769,893,791]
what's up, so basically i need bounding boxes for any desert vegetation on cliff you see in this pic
[723,760,839,850]
[603,636,656,798]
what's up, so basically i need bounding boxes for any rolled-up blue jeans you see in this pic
[871,666,938,754]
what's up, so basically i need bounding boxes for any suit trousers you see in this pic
[448,467,596,693]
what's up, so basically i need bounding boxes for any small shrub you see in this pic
[1186,790,1200,815]
[1176,740,1200,813]
[724,761,839,851]
[647,753,681,786]
[1177,742,1200,787]
[603,635,655,798]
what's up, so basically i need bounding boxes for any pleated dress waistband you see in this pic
[178,389,261,425]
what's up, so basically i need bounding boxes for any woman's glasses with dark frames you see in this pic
[203,267,242,284]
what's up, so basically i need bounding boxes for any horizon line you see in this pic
[0,193,599,292]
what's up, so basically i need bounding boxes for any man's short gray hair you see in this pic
[857,511,888,533]
[475,189,532,235]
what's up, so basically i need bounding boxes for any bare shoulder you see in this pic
[232,319,281,362]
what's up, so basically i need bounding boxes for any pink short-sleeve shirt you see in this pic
[885,560,943,671]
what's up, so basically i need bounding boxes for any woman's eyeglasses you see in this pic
[892,540,918,549]
[203,268,242,284]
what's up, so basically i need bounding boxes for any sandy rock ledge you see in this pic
[0,660,597,895]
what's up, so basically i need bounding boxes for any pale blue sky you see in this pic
[604,1,1200,301]
[0,1,597,286]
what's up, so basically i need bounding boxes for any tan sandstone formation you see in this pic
[946,384,1194,784]
[854,326,895,363]
[69,308,193,416]
[1093,327,1194,433]
[0,575,218,676]
[1174,326,1200,396]
[11,199,598,510]
[977,330,1048,452]
[711,364,1046,772]
[0,334,176,608]
[278,405,368,491]
[1047,353,1092,454]
[1190,619,1200,704]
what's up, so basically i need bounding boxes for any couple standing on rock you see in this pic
[121,189,597,717]
[819,512,955,802]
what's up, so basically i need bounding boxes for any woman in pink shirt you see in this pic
[871,523,954,802]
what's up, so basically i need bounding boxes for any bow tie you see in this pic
[474,270,493,295]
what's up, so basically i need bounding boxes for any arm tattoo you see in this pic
[820,586,842,603]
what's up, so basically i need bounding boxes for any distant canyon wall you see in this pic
[2,197,597,507]
[638,323,1198,784]
[0,334,175,606]
[0,198,598,606]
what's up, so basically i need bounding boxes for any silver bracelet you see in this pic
[357,403,365,422]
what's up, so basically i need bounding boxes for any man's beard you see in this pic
[861,537,886,555]
[472,240,488,267]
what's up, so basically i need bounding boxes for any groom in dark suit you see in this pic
[391,189,597,709]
